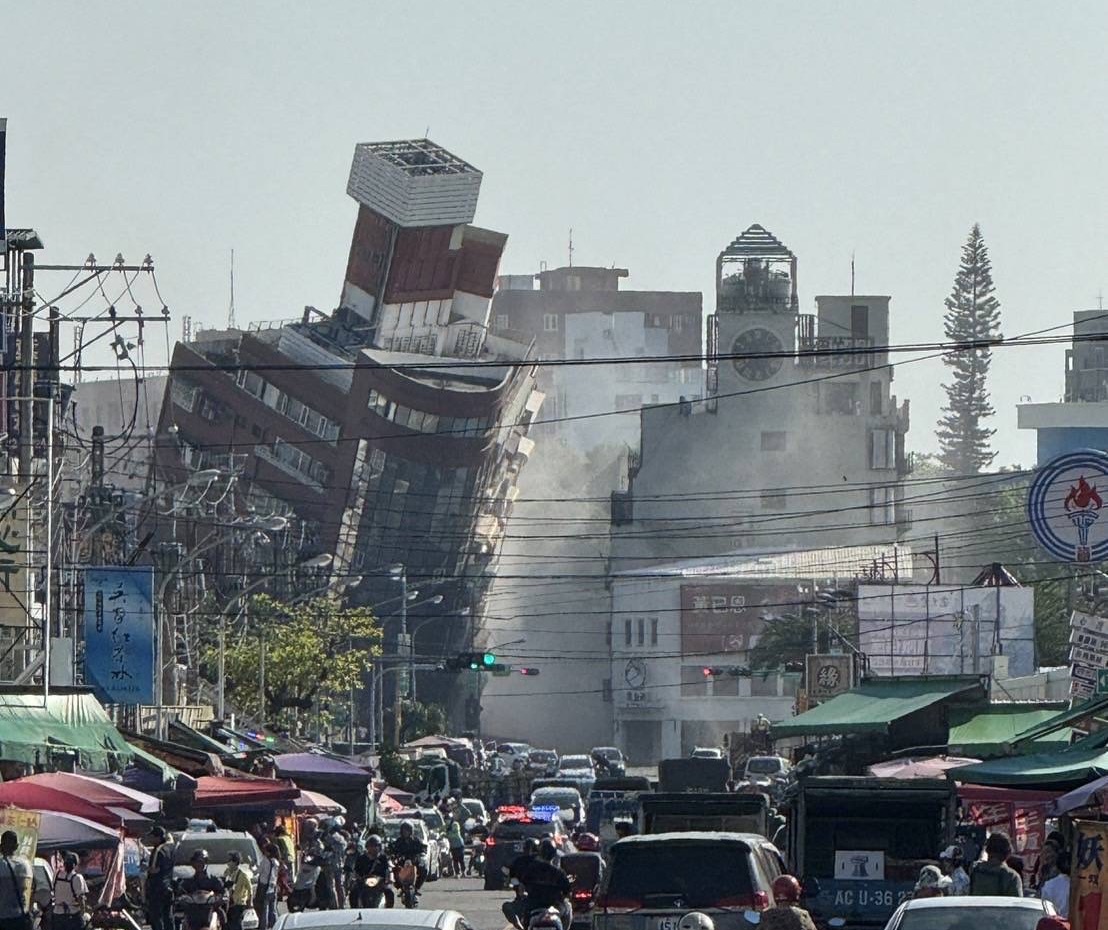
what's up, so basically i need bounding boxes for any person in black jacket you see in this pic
[143,828,175,930]
[350,836,393,909]
[504,841,571,929]
[388,823,427,895]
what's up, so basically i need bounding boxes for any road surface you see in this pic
[417,876,508,930]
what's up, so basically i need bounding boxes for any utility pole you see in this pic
[17,254,34,480]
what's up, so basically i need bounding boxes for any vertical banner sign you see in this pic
[0,807,40,862]
[84,566,156,705]
[1072,819,1108,929]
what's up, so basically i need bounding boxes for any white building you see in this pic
[610,544,911,762]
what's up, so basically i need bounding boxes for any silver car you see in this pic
[882,896,1056,929]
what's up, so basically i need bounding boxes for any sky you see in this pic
[4,0,1107,467]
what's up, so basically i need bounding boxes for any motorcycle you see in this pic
[351,875,389,910]
[393,860,418,910]
[174,890,223,930]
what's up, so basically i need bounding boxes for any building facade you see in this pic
[1018,310,1108,463]
[157,139,541,725]
[610,225,912,570]
[476,267,703,749]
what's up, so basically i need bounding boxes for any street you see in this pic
[417,876,511,930]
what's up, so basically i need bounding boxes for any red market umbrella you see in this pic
[0,783,123,828]
[20,772,161,814]
[293,789,346,815]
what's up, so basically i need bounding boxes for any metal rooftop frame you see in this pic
[720,223,794,259]
[357,139,478,177]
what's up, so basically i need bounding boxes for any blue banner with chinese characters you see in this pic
[84,566,156,705]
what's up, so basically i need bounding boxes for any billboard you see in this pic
[807,654,853,701]
[1070,610,1108,700]
[84,566,156,705]
[680,583,799,655]
[857,584,1034,678]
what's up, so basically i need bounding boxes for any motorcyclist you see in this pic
[181,850,224,895]
[504,840,572,930]
[389,822,428,897]
[760,875,817,930]
[351,835,393,909]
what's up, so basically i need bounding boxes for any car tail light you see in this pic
[573,891,593,901]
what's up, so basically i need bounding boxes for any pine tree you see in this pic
[936,224,1002,473]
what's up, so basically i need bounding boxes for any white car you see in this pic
[274,909,474,930]
[382,817,440,881]
[691,746,724,759]
[882,896,1055,929]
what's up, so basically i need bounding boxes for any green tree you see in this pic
[400,701,449,743]
[937,224,1002,474]
[213,594,381,726]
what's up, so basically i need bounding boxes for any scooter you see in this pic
[354,875,389,909]
[393,860,418,910]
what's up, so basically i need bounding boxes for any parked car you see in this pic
[742,756,790,781]
[590,747,626,777]
[496,742,532,760]
[483,813,571,891]
[383,817,441,882]
[530,786,585,827]
[881,896,1055,929]
[593,832,784,930]
[31,858,54,913]
[528,749,560,776]
[690,746,724,759]
[273,909,473,930]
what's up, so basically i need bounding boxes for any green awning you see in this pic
[773,676,983,738]
[948,704,1071,758]
[1006,692,1108,749]
[947,741,1108,790]
[0,690,133,771]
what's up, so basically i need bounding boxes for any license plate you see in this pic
[653,919,680,930]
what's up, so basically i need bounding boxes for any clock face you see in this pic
[624,658,648,689]
[732,327,784,381]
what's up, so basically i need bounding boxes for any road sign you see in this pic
[1097,669,1108,696]
[1028,450,1108,563]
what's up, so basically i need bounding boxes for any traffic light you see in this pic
[702,666,752,678]
[444,651,508,673]
[517,667,540,676]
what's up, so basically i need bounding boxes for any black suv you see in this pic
[482,816,571,891]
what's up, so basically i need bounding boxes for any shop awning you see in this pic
[947,704,1071,758]
[1047,773,1108,815]
[1005,692,1108,749]
[948,741,1108,790]
[34,810,123,853]
[273,753,372,785]
[0,690,133,771]
[0,783,123,827]
[21,772,161,814]
[192,775,300,808]
[773,677,983,738]
[121,742,198,794]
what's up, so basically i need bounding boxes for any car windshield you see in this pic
[531,751,556,762]
[746,758,783,774]
[494,820,560,840]
[606,842,753,908]
[462,801,484,818]
[595,749,620,760]
[898,907,1045,930]
[561,756,590,769]
[532,790,580,808]
[383,822,424,841]
[173,837,259,866]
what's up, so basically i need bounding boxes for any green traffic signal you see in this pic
[482,653,496,667]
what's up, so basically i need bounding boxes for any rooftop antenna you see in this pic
[227,249,236,329]
[424,125,431,139]
[1098,289,1104,311]
[568,228,574,268]
[850,251,856,297]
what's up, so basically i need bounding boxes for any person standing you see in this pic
[143,826,175,930]
[52,853,89,930]
[939,845,971,896]
[1039,845,1071,919]
[446,821,466,878]
[969,832,1024,897]
[273,825,296,881]
[255,843,280,929]
[223,851,253,930]
[0,831,31,930]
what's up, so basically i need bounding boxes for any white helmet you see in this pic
[678,914,714,930]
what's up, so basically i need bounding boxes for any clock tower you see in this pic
[708,224,799,395]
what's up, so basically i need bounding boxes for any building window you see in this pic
[650,618,658,646]
[671,315,684,332]
[637,617,645,647]
[566,275,581,291]
[543,313,559,333]
[761,431,787,452]
[869,486,896,525]
[870,380,883,416]
[761,490,787,511]
[681,665,708,698]
[624,620,632,646]
[851,304,870,338]
[870,428,896,469]
[605,622,612,648]
[821,382,859,415]
[495,314,509,331]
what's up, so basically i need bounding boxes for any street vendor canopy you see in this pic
[0,783,123,827]
[947,704,1071,758]
[192,775,300,808]
[34,810,123,853]
[273,753,373,784]
[948,741,1108,790]
[0,690,132,771]
[772,676,983,738]
[20,772,161,814]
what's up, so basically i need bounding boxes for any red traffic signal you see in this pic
[517,667,541,676]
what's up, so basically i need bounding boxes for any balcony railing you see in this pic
[254,444,325,492]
